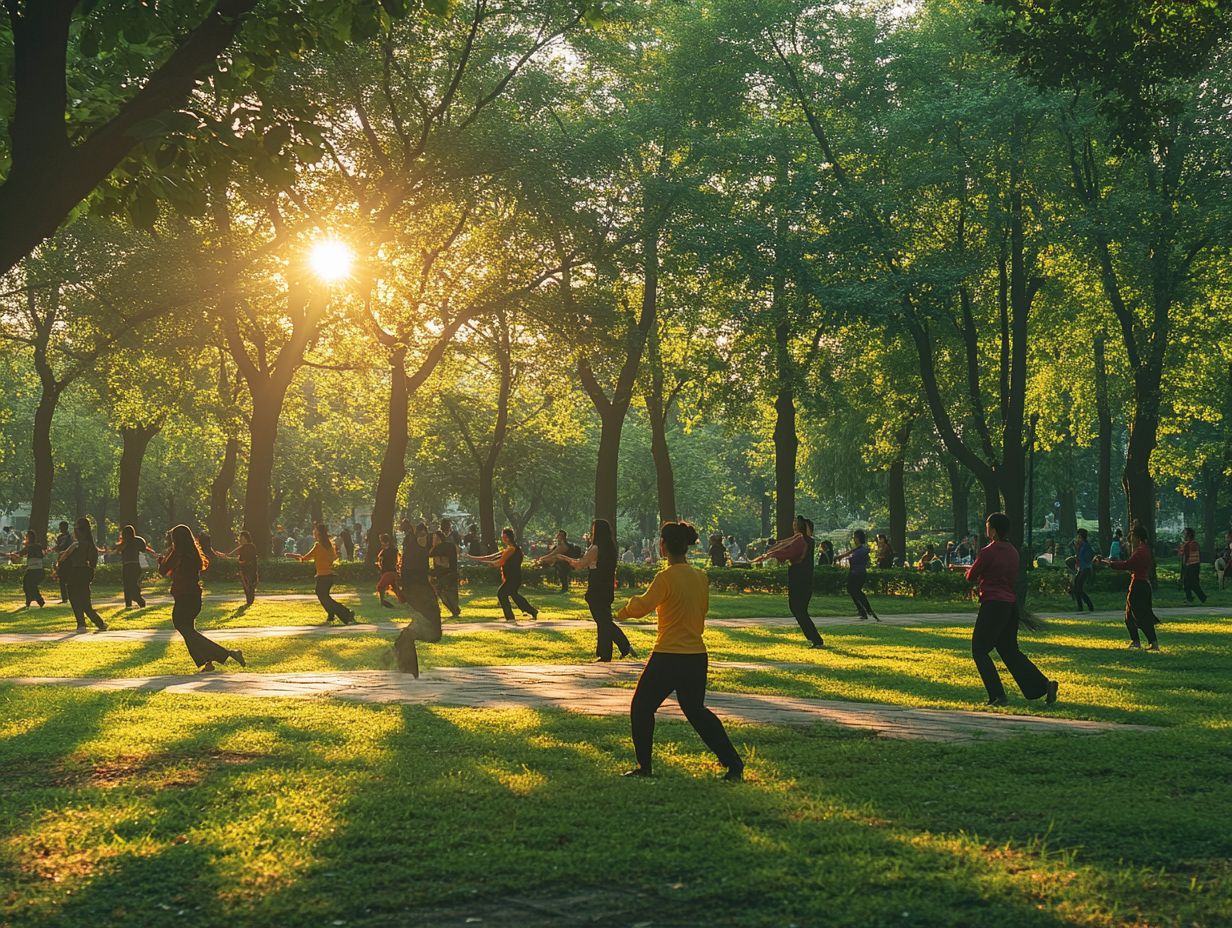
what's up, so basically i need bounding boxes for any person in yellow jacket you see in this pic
[616,521,744,781]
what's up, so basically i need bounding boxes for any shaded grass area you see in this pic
[0,683,1229,928]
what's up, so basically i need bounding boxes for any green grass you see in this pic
[1,596,1230,926]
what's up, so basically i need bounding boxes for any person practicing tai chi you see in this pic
[375,532,404,608]
[291,523,357,625]
[57,517,108,632]
[1071,529,1096,613]
[7,530,49,608]
[539,529,577,593]
[159,524,245,673]
[553,518,636,662]
[431,519,462,618]
[1178,527,1207,605]
[1098,522,1162,651]
[111,524,157,609]
[466,527,539,624]
[389,521,445,679]
[219,531,261,607]
[964,512,1058,707]
[617,521,744,781]
[752,515,824,648]
[835,529,881,623]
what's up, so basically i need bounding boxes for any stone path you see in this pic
[4,662,1155,743]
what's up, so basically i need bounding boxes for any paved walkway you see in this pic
[3,662,1155,743]
[2,604,1229,645]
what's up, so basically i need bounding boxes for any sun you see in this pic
[308,237,354,283]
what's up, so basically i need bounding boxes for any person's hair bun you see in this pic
[660,520,698,555]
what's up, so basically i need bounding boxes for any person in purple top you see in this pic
[835,529,881,623]
[964,512,1058,707]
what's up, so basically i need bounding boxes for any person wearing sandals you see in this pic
[1098,521,1162,651]
[553,518,635,662]
[58,517,107,632]
[617,521,744,782]
[292,523,357,625]
[964,512,1058,707]
[159,524,245,672]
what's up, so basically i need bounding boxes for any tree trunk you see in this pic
[1059,486,1078,542]
[773,371,798,540]
[946,460,971,540]
[478,460,498,551]
[1200,461,1220,561]
[117,423,160,533]
[1122,361,1162,541]
[243,382,289,556]
[29,378,59,539]
[887,418,913,561]
[368,350,409,564]
[593,410,623,530]
[1094,333,1113,551]
[208,437,239,547]
[645,325,677,524]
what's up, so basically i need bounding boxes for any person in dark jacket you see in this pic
[556,519,634,662]
[160,524,245,672]
[57,517,107,632]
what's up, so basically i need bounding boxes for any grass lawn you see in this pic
[1,592,1230,926]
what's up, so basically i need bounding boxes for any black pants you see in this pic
[433,571,461,617]
[497,577,537,622]
[394,580,443,673]
[22,569,45,607]
[1182,564,1207,604]
[1126,583,1159,646]
[122,562,146,608]
[787,569,823,645]
[1072,567,1094,611]
[66,580,105,630]
[971,600,1049,701]
[846,573,874,619]
[58,570,68,602]
[587,588,630,660]
[630,652,741,772]
[240,566,258,605]
[315,575,353,623]
[556,561,572,593]
[172,588,231,668]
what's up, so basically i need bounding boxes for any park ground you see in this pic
[1,579,1230,927]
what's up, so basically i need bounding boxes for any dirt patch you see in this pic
[50,750,265,790]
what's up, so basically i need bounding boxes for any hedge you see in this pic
[1,558,1186,599]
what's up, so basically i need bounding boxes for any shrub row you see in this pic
[1,558,1186,598]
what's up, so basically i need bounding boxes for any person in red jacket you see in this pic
[1098,522,1161,651]
[964,512,1058,707]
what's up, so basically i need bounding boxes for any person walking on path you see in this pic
[431,519,462,618]
[1071,529,1096,613]
[1178,528,1207,605]
[57,517,107,632]
[7,530,49,608]
[964,512,1058,707]
[836,529,881,622]
[555,518,635,662]
[375,532,404,608]
[112,525,156,609]
[617,521,744,781]
[291,523,357,625]
[159,524,245,672]
[53,521,72,603]
[753,515,824,648]
[1099,522,1163,651]
[466,527,538,624]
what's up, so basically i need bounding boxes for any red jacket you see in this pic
[1107,542,1152,589]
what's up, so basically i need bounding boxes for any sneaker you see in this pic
[987,696,1009,707]
[592,656,612,663]
[1045,680,1059,705]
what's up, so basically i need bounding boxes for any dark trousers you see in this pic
[122,562,146,608]
[1072,567,1094,611]
[846,573,874,619]
[1182,564,1207,603]
[433,571,461,617]
[630,652,741,772]
[394,581,443,673]
[315,575,353,623]
[587,588,630,660]
[58,571,68,602]
[497,578,537,622]
[1126,583,1159,645]
[404,576,442,629]
[66,581,105,629]
[787,570,823,645]
[556,562,572,593]
[22,569,45,607]
[240,566,258,605]
[172,588,230,668]
[971,600,1049,701]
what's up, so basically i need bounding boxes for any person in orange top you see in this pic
[1097,521,1161,651]
[159,523,245,672]
[291,523,357,625]
[1177,527,1207,605]
[616,521,744,781]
